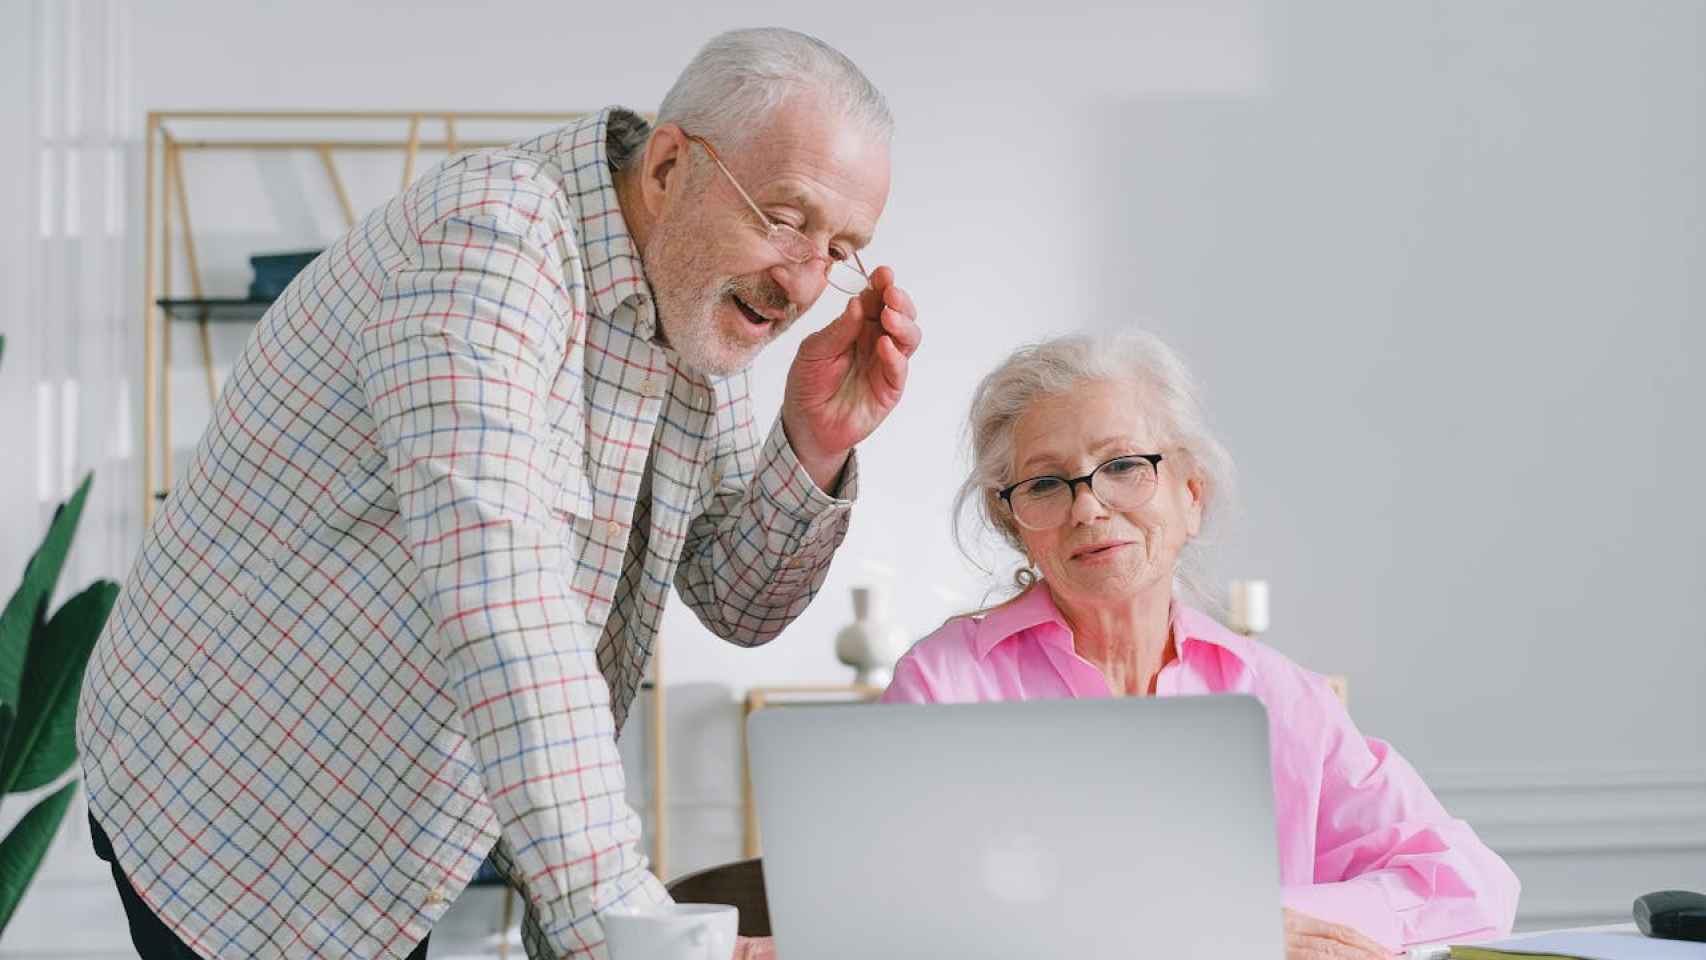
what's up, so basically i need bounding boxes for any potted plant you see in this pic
[0,334,120,937]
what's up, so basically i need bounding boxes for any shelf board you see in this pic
[156,297,274,324]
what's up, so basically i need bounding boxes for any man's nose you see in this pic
[768,259,829,311]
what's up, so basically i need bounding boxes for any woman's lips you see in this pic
[1070,541,1135,561]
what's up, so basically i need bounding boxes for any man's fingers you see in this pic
[880,306,922,356]
[882,280,916,321]
[872,335,908,398]
[801,293,868,359]
[857,266,893,317]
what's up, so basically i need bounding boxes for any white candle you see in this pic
[1229,580,1270,635]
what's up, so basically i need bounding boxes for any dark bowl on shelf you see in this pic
[248,250,323,300]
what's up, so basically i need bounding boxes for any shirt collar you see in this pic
[972,584,1073,659]
[973,581,1258,675]
[546,106,655,337]
[1169,602,1258,673]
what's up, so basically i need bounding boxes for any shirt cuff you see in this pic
[759,418,859,515]
[1283,880,1404,952]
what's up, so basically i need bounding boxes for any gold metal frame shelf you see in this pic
[140,108,590,523]
[155,297,276,325]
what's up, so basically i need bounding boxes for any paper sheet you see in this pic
[1451,930,1706,960]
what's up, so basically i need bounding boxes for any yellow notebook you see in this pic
[1452,949,1583,960]
[1445,930,1704,959]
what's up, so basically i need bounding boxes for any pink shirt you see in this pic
[882,584,1519,952]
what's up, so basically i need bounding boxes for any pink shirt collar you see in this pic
[972,583,1257,683]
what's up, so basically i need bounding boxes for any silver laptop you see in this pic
[748,695,1284,959]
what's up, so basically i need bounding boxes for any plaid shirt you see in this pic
[79,108,856,960]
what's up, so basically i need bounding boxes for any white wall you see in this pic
[1089,0,1706,923]
[2,0,1702,953]
[1,2,41,557]
[1100,0,1706,775]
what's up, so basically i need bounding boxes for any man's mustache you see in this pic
[726,279,801,324]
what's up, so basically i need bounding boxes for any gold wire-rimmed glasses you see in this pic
[683,132,871,296]
[997,454,1166,531]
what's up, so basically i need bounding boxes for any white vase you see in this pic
[834,585,909,688]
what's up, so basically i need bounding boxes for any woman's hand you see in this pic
[1284,908,1392,959]
[733,934,776,959]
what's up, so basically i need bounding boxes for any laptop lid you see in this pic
[748,695,1284,959]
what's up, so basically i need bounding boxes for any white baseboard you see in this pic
[1431,771,1706,929]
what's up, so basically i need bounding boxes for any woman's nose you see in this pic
[1069,483,1109,523]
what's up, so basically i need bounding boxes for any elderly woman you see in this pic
[882,333,1519,959]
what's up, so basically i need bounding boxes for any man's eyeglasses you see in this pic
[997,454,1165,531]
[683,133,870,296]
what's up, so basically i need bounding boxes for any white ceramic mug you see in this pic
[603,903,739,960]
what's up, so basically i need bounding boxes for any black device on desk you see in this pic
[1634,890,1706,942]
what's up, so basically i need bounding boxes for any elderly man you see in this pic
[79,27,917,960]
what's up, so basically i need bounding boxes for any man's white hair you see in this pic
[638,27,893,163]
[954,332,1238,612]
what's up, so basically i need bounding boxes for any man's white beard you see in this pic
[660,294,751,377]
[647,236,799,378]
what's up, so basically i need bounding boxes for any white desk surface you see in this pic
[1408,924,1644,958]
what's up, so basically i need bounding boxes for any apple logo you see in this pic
[981,829,1060,904]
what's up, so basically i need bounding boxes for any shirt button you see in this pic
[638,378,659,398]
[425,885,446,906]
[606,520,622,538]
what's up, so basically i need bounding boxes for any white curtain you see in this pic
[0,2,145,937]
[6,0,141,592]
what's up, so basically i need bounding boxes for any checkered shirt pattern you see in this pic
[78,108,857,960]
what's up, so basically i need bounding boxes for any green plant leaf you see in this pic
[0,581,117,793]
[0,473,94,709]
[0,781,75,934]
[0,781,75,935]
[0,703,12,771]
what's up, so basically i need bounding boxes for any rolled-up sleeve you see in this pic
[1287,683,1520,950]
[357,204,665,958]
[675,418,857,645]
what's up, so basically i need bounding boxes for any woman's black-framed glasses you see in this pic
[683,132,871,295]
[997,454,1165,531]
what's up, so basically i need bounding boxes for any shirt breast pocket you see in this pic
[547,434,594,527]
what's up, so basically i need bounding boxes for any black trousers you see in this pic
[90,815,432,960]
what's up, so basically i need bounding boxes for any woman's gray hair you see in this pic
[953,332,1237,611]
[623,27,893,168]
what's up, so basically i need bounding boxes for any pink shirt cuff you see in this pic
[1283,880,1403,953]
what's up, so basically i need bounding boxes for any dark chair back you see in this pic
[666,857,770,938]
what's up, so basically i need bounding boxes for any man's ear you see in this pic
[637,123,692,219]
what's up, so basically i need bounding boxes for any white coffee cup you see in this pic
[603,903,739,960]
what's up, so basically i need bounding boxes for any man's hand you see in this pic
[781,266,921,491]
[734,935,776,959]
[1283,908,1392,959]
